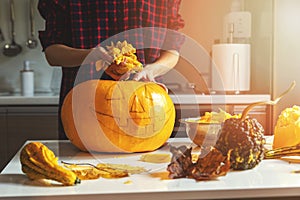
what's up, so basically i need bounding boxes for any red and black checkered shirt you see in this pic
[38,0,185,138]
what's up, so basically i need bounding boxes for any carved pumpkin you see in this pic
[61,80,175,153]
[273,105,300,149]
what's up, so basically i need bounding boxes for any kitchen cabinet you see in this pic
[0,108,7,171]
[0,106,59,172]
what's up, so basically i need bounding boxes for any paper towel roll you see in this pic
[212,44,250,93]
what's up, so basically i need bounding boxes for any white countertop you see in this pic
[0,93,59,106]
[170,94,270,104]
[1,138,300,200]
[0,93,270,106]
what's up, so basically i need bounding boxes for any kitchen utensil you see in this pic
[241,81,296,120]
[26,0,38,49]
[3,0,22,57]
[179,118,222,147]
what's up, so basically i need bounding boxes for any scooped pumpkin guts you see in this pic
[61,80,175,153]
[96,40,143,75]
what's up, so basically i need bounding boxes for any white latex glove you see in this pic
[133,64,168,93]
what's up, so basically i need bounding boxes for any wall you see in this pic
[166,0,273,94]
[180,0,232,52]
[273,0,300,122]
[0,0,53,93]
[163,0,232,94]
[245,0,273,94]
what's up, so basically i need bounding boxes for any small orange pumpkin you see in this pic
[61,80,175,153]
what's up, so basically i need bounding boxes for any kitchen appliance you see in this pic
[211,43,250,94]
[211,0,252,94]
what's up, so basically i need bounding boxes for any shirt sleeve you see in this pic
[164,0,185,51]
[167,0,185,31]
[38,0,71,51]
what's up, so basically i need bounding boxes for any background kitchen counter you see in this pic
[0,93,270,105]
[0,93,59,105]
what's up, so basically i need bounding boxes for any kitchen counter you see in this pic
[1,138,300,200]
[0,93,59,105]
[0,93,271,105]
[170,94,270,104]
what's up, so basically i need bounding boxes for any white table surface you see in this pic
[1,137,300,200]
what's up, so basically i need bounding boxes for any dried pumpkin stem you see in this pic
[241,81,296,121]
[61,161,100,170]
[264,144,300,159]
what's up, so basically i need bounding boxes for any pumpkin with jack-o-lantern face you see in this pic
[61,80,175,153]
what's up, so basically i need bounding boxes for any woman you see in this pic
[38,0,185,139]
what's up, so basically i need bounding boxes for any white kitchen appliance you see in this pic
[211,43,250,94]
[211,0,251,94]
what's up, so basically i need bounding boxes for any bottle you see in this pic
[20,61,34,96]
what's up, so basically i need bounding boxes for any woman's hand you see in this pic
[104,62,131,81]
[132,63,172,81]
[133,50,179,81]
[132,64,156,82]
[132,64,169,92]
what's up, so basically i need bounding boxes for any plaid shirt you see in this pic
[38,0,185,138]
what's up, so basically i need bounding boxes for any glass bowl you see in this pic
[179,117,222,147]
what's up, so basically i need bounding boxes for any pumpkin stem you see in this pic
[241,81,296,121]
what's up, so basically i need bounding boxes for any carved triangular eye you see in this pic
[130,95,145,113]
[105,83,122,100]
